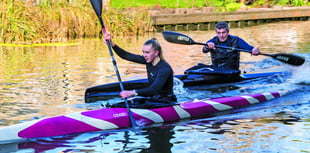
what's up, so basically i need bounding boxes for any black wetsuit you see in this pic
[203,35,254,70]
[112,45,177,104]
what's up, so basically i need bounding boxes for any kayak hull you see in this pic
[0,91,287,144]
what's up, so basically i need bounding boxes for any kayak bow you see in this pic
[0,91,287,144]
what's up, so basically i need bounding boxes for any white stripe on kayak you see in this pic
[0,119,43,143]
[131,109,163,123]
[201,100,233,111]
[173,105,191,118]
[278,91,288,96]
[65,113,118,130]
[241,95,260,104]
[262,92,275,100]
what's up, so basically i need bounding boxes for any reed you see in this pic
[0,0,308,44]
[0,0,153,44]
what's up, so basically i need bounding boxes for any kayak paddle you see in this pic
[162,31,305,66]
[90,0,138,128]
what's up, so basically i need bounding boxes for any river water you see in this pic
[0,21,309,153]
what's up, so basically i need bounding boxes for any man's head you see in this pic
[215,21,229,42]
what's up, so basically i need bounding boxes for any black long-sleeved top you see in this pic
[112,45,175,98]
[203,35,254,70]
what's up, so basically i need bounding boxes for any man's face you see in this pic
[216,28,229,42]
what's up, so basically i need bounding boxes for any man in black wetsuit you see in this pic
[186,21,260,75]
[203,21,260,70]
[104,33,177,107]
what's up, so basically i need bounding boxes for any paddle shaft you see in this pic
[194,41,276,55]
[216,46,293,60]
[90,0,137,128]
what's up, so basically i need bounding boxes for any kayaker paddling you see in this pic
[186,21,260,74]
[104,33,177,108]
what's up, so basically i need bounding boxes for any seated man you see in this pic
[186,21,260,75]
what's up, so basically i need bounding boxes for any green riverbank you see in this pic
[0,0,309,45]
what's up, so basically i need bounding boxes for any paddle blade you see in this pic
[90,0,102,17]
[271,53,305,66]
[162,31,197,45]
[90,0,105,28]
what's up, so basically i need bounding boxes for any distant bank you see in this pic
[150,6,310,31]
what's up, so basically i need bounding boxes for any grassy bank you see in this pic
[0,0,309,44]
[111,0,309,11]
[0,0,153,44]
[1,0,93,44]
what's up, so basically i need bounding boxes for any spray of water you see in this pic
[291,62,310,85]
[173,77,188,95]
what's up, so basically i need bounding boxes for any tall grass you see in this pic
[0,0,37,43]
[0,0,308,44]
[0,0,153,44]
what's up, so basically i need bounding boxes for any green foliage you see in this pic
[111,0,207,9]
[212,0,244,12]
[291,0,305,6]
[251,0,276,7]
[111,0,242,12]
[0,0,308,44]
[225,3,244,11]
[111,0,309,9]
[276,0,291,5]
[252,0,307,7]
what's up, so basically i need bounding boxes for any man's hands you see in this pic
[206,42,216,49]
[251,47,260,55]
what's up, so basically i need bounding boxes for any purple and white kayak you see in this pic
[0,91,287,144]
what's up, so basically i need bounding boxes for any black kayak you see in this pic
[85,65,286,103]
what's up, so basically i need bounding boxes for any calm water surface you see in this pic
[0,21,309,153]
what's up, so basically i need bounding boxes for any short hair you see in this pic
[215,21,229,31]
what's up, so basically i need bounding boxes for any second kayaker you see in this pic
[186,21,260,74]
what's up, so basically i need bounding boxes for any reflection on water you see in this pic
[0,21,309,152]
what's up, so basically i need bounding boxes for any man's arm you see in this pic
[237,38,260,55]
